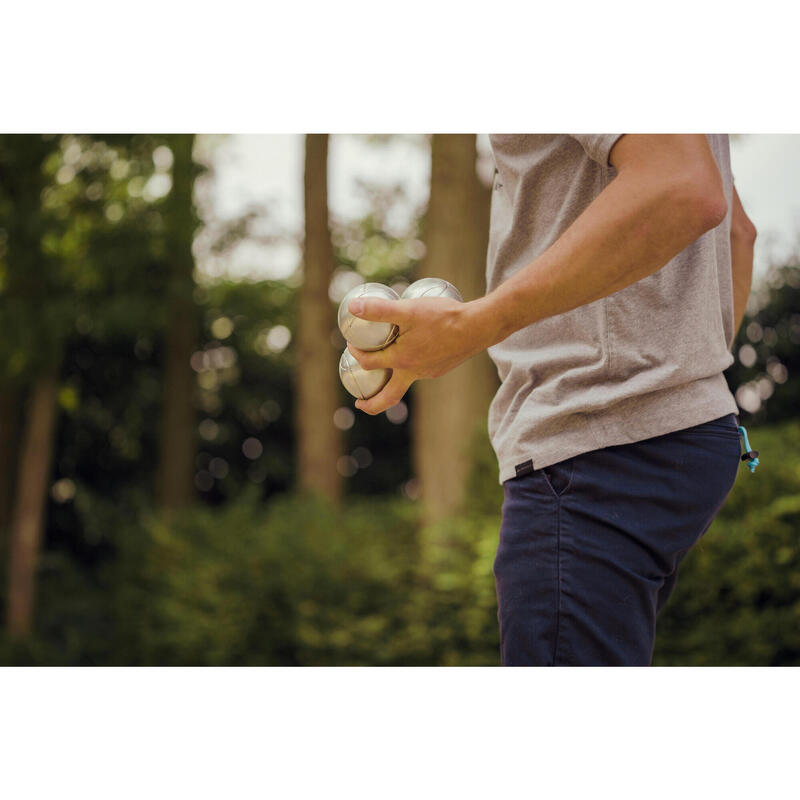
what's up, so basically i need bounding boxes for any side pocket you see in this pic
[541,458,575,498]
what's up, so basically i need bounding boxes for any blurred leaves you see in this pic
[2,418,796,666]
[725,262,800,424]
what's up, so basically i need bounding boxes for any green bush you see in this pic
[109,489,500,666]
[1,420,798,666]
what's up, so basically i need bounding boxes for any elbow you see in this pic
[686,181,728,236]
[667,172,728,239]
[732,214,758,246]
[698,188,729,233]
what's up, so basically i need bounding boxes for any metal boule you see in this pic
[337,282,400,351]
[339,348,390,400]
[401,277,463,302]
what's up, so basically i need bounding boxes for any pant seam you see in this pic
[552,495,564,666]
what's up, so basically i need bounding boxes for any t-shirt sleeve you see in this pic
[570,134,624,167]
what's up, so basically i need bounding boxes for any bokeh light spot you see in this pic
[746,321,763,343]
[210,316,234,339]
[757,377,774,400]
[242,437,263,459]
[110,160,129,180]
[767,362,788,384]
[266,325,291,353]
[328,269,364,303]
[762,327,778,347]
[735,383,761,414]
[127,176,145,197]
[336,455,358,477]
[403,478,420,500]
[738,344,757,368]
[385,401,408,424]
[199,418,219,441]
[333,407,355,430]
[85,181,104,201]
[153,145,174,172]
[209,457,229,479]
[143,173,172,202]
[51,478,76,503]
[105,203,124,222]
[56,165,75,185]
[261,400,281,422]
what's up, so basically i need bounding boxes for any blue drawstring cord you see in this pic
[737,425,760,473]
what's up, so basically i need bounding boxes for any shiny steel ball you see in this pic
[339,348,390,400]
[337,282,400,351]
[401,277,463,302]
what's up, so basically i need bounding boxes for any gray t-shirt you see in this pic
[486,134,738,484]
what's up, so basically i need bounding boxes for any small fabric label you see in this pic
[515,459,534,478]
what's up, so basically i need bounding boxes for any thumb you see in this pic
[348,296,411,324]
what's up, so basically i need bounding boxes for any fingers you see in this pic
[355,371,414,415]
[347,342,395,370]
[348,297,413,325]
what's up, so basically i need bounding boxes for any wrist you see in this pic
[462,294,509,352]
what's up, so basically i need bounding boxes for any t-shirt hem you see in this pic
[496,373,739,484]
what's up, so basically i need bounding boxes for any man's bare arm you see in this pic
[730,185,757,337]
[476,134,728,344]
[349,134,730,415]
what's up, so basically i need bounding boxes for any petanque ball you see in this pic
[401,277,463,302]
[339,348,390,400]
[337,282,400,351]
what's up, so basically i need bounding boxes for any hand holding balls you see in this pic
[337,278,462,401]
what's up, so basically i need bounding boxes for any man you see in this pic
[347,134,757,666]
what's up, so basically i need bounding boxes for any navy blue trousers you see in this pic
[493,414,741,666]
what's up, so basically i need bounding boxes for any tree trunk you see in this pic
[413,134,497,523]
[0,387,21,536]
[5,367,59,635]
[157,135,199,511]
[295,134,342,502]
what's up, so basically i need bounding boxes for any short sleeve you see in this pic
[570,134,624,167]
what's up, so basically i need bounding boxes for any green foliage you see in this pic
[0,134,177,382]
[117,493,424,665]
[4,419,798,667]
[110,486,500,665]
[0,488,500,666]
[725,262,800,425]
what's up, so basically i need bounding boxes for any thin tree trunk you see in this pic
[5,367,59,635]
[413,134,497,523]
[0,387,21,535]
[296,134,342,502]
[157,135,199,511]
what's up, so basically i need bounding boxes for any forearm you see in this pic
[472,161,727,347]
[730,186,756,337]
